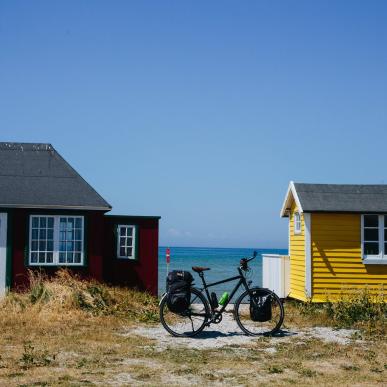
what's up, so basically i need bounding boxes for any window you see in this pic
[29,215,84,266]
[362,214,387,263]
[117,225,137,259]
[294,212,301,234]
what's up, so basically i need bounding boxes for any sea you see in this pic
[158,246,288,299]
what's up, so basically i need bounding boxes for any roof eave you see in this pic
[280,181,303,217]
[0,204,112,211]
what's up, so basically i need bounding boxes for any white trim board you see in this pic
[304,213,312,298]
[0,213,8,297]
[280,181,303,217]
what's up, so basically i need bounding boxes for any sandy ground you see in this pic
[125,310,359,350]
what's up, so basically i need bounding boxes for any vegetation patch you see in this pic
[0,271,385,386]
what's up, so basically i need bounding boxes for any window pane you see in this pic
[127,237,133,247]
[67,241,74,252]
[47,241,54,251]
[60,219,66,230]
[74,253,81,263]
[47,218,54,228]
[385,243,387,255]
[364,242,379,255]
[39,217,46,228]
[59,252,65,263]
[31,229,38,239]
[127,227,133,237]
[75,230,82,240]
[364,228,379,241]
[31,241,38,251]
[364,215,378,227]
[60,231,66,241]
[67,218,74,230]
[46,252,53,263]
[59,241,66,252]
[38,253,45,263]
[75,241,82,251]
[75,218,82,228]
[39,229,46,239]
[47,229,54,240]
[126,247,133,257]
[31,252,38,263]
[120,227,126,236]
[39,241,46,251]
[119,237,126,248]
[385,228,387,241]
[120,247,126,257]
[67,252,74,263]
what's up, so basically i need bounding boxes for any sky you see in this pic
[1,1,387,248]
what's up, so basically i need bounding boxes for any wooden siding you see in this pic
[311,213,387,302]
[103,216,159,296]
[8,209,159,296]
[289,202,307,301]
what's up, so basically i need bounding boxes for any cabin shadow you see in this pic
[313,241,335,275]
[365,264,387,275]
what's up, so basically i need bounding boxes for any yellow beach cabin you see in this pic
[263,182,387,302]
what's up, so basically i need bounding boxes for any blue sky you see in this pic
[1,1,387,248]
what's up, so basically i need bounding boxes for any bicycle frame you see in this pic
[194,267,252,320]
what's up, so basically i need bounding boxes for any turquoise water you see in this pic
[158,246,288,299]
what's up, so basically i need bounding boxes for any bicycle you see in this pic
[159,251,285,337]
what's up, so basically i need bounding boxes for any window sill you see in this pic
[28,263,86,267]
[362,258,387,265]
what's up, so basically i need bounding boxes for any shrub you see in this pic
[326,288,386,334]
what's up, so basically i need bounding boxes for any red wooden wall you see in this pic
[9,209,159,296]
[103,215,159,296]
[10,209,105,289]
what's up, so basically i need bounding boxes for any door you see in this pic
[0,213,7,296]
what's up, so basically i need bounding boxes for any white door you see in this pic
[0,213,7,296]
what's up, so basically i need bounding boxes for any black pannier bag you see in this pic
[250,290,272,322]
[166,270,194,313]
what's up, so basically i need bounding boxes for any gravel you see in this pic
[124,311,359,350]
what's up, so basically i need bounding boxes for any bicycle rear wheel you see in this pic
[159,287,210,337]
[234,287,284,336]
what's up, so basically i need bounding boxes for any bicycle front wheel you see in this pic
[159,287,210,337]
[235,287,284,336]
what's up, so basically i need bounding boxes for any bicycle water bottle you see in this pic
[219,292,229,306]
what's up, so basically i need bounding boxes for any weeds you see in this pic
[326,288,386,336]
[287,288,386,336]
[267,364,284,374]
[20,343,56,369]
[2,269,159,322]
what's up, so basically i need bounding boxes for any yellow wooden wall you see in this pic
[311,213,387,302]
[289,203,307,301]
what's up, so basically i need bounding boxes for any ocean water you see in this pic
[158,246,288,299]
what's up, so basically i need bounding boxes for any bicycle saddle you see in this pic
[192,266,210,273]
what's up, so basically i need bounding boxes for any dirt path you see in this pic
[124,311,360,350]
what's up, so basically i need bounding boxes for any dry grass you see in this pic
[285,288,386,338]
[0,271,385,386]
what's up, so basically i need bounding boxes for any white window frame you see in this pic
[117,225,137,260]
[361,214,387,264]
[29,215,84,266]
[294,212,301,235]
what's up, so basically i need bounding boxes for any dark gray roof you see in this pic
[294,183,387,213]
[0,142,111,210]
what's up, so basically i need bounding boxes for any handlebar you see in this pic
[239,251,257,270]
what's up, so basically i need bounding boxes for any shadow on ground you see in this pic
[190,329,298,340]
